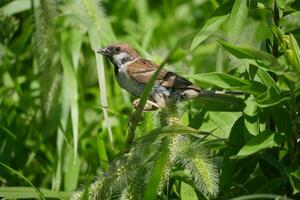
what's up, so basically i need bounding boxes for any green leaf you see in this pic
[0,187,70,199]
[256,68,280,93]
[233,131,278,159]
[229,193,294,200]
[219,41,281,70]
[190,0,238,51]
[192,94,243,112]
[97,130,109,171]
[180,182,198,200]
[188,72,266,95]
[288,34,300,73]
[291,167,300,194]
[228,0,249,43]
[60,32,79,161]
[64,150,80,191]
[191,14,229,51]
[255,86,290,108]
[0,163,46,200]
[244,96,259,136]
[136,124,206,146]
[143,140,169,200]
[221,117,245,188]
[1,0,39,16]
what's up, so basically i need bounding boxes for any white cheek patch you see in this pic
[113,52,130,66]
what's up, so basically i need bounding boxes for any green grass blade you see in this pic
[0,187,70,199]
[0,124,16,140]
[0,162,46,200]
[1,0,39,16]
[60,32,79,162]
[143,140,169,200]
[229,194,293,200]
[97,121,109,171]
[81,0,116,147]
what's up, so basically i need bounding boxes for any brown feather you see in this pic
[127,58,202,91]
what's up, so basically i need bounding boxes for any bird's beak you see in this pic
[96,47,111,56]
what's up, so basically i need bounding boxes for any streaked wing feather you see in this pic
[127,58,201,90]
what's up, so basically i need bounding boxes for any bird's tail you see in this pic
[200,90,244,96]
[182,88,243,100]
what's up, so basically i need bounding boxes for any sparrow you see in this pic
[97,43,241,111]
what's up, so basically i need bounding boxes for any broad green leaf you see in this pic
[188,72,266,94]
[228,0,249,43]
[270,106,292,134]
[258,0,274,9]
[181,182,198,200]
[191,0,235,50]
[221,117,245,188]
[199,112,241,139]
[191,14,229,51]
[281,11,300,32]
[288,34,300,73]
[244,96,259,135]
[192,95,243,112]
[0,187,70,199]
[291,167,300,194]
[219,41,281,70]
[255,86,290,108]
[233,131,278,159]
[256,68,280,93]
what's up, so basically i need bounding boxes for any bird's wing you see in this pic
[127,58,201,91]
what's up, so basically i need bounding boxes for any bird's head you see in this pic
[97,43,139,66]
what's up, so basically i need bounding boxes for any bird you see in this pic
[97,43,242,111]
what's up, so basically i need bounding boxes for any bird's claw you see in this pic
[133,99,160,112]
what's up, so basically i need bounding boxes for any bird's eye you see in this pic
[115,47,121,52]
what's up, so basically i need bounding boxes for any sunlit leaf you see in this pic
[219,41,282,70]
[1,0,39,16]
[0,187,70,199]
[190,0,234,50]
[191,14,229,51]
[233,131,278,159]
[188,72,266,94]
[228,0,249,43]
[255,86,290,108]
[291,167,300,194]
[244,96,259,136]
[181,182,198,200]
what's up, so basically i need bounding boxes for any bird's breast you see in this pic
[115,65,144,97]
